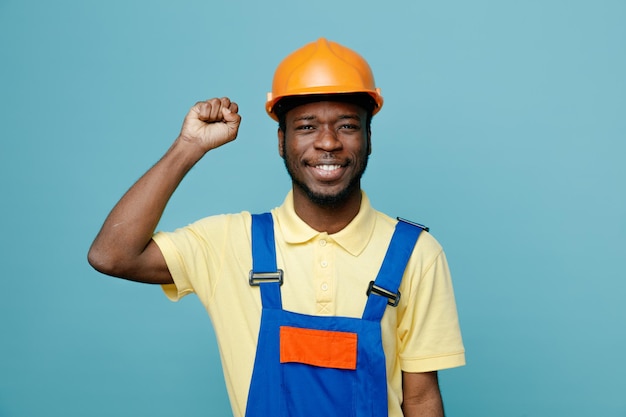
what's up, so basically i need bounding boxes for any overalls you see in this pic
[245,213,425,417]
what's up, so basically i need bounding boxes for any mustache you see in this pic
[310,153,349,165]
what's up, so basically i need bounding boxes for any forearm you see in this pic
[401,371,444,417]
[402,395,444,417]
[88,138,205,278]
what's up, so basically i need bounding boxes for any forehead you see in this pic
[286,100,366,121]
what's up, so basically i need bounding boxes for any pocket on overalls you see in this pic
[279,326,358,417]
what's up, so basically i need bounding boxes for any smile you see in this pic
[316,164,342,171]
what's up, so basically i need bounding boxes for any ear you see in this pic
[278,128,285,158]
[367,128,372,155]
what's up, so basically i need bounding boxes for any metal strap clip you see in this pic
[397,217,430,232]
[249,270,284,286]
[367,281,401,307]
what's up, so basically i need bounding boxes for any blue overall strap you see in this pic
[250,213,282,309]
[362,219,423,322]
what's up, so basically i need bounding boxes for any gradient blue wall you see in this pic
[1,1,624,416]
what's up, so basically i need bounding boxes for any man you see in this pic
[88,38,465,417]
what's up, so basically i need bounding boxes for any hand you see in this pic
[178,97,241,153]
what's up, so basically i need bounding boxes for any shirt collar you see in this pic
[273,190,377,256]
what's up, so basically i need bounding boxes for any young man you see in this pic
[88,38,465,417]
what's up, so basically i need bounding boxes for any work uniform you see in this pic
[153,192,465,417]
[246,213,423,417]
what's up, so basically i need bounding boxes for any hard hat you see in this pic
[266,38,383,121]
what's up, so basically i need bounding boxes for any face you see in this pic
[278,100,371,207]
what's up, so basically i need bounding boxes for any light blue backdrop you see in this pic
[1,0,624,416]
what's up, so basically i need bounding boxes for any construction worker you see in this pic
[88,38,465,417]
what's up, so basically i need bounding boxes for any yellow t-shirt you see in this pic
[153,191,465,417]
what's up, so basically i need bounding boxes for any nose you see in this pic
[315,126,342,152]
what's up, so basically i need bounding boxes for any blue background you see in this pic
[1,0,624,416]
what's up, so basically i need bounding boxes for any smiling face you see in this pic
[279,100,371,208]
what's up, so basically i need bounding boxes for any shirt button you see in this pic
[321,283,329,291]
[321,260,328,268]
[319,239,327,247]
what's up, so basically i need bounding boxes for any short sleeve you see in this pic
[152,231,196,301]
[397,240,465,372]
[151,213,251,304]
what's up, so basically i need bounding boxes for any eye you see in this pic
[295,124,315,131]
[339,123,360,131]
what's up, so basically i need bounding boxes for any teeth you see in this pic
[316,165,341,171]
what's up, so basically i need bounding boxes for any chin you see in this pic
[302,184,359,208]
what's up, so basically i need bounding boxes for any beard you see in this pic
[282,140,369,208]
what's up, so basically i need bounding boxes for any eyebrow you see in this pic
[338,114,362,121]
[293,113,362,122]
[293,115,316,122]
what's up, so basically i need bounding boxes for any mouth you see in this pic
[315,164,342,172]
[309,162,346,181]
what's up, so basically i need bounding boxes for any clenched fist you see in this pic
[178,97,242,153]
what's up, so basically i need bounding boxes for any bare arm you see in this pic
[402,371,444,417]
[87,97,241,284]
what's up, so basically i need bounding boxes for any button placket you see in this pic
[314,234,334,315]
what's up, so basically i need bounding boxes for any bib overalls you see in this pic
[245,213,425,417]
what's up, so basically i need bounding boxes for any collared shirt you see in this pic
[153,191,465,417]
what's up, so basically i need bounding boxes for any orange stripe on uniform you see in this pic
[279,326,357,370]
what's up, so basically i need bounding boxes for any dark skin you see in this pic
[88,97,240,284]
[88,97,444,417]
[278,100,371,233]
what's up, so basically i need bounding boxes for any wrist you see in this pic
[166,136,209,170]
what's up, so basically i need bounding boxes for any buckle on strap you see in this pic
[249,270,284,286]
[366,281,401,307]
[397,217,430,232]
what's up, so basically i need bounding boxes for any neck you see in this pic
[291,186,362,234]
